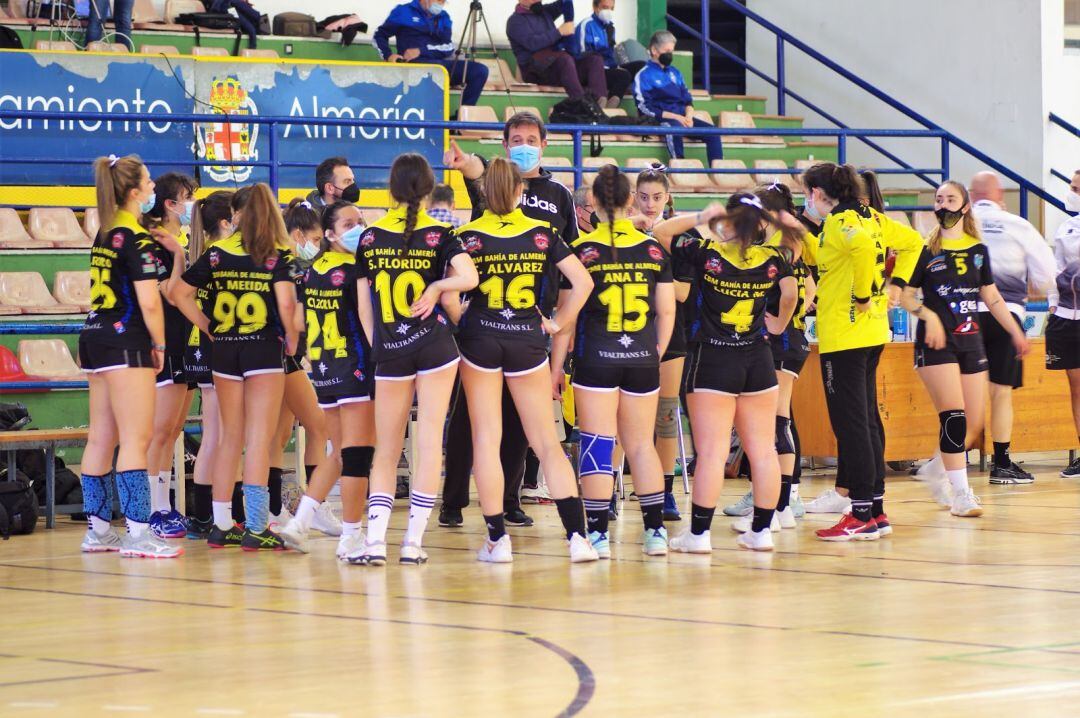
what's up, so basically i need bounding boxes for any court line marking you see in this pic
[885,680,1080,705]
[0,653,153,689]
[7,702,58,709]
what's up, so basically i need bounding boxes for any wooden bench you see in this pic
[0,427,88,528]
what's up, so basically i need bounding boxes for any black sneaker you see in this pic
[240,527,286,551]
[207,523,244,548]
[438,507,463,527]
[608,494,618,521]
[395,475,410,500]
[504,508,534,527]
[186,516,214,540]
[1061,457,1080,478]
[989,461,1035,484]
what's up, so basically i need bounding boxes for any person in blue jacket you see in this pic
[374,0,489,108]
[572,0,643,108]
[506,0,608,102]
[633,30,723,165]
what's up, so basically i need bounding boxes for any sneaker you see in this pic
[608,495,618,521]
[873,513,892,537]
[149,509,188,539]
[588,530,611,559]
[669,529,712,554]
[927,472,952,508]
[311,502,343,536]
[120,531,184,558]
[399,541,428,565]
[791,493,806,518]
[241,528,286,551]
[395,475,410,500]
[913,455,944,483]
[207,524,245,548]
[504,508,534,527]
[815,514,879,542]
[348,539,387,566]
[663,492,681,521]
[185,517,213,540]
[477,534,513,563]
[337,532,365,560]
[1062,457,1080,478]
[568,533,600,563]
[438,507,463,528]
[950,487,984,517]
[989,461,1035,485]
[278,518,309,554]
[81,526,122,553]
[804,488,852,514]
[722,490,754,517]
[521,483,554,504]
[776,506,797,529]
[736,527,774,552]
[642,527,668,556]
[269,508,293,530]
[731,512,780,533]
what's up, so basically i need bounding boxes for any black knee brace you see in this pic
[938,410,967,455]
[342,446,374,477]
[775,415,795,456]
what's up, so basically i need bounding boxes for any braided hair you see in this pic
[389,153,436,257]
[592,164,631,260]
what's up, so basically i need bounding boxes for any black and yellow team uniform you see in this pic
[354,206,465,380]
[455,208,572,376]
[181,235,296,380]
[673,236,792,396]
[182,236,227,388]
[765,230,816,376]
[79,209,162,372]
[660,229,701,363]
[303,250,373,407]
[150,230,191,387]
[908,235,994,374]
[285,255,310,375]
[567,219,673,395]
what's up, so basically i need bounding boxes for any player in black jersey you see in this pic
[78,154,182,559]
[451,157,595,563]
[142,172,198,540]
[351,154,478,567]
[901,181,1029,518]
[654,194,799,553]
[550,165,676,559]
[280,201,375,559]
[173,183,300,552]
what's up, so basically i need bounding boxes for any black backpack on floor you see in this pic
[548,95,607,126]
[0,470,38,538]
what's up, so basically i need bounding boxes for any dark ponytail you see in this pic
[801,162,860,204]
[189,189,234,258]
[389,153,436,257]
[720,191,805,261]
[592,164,631,259]
[858,169,885,212]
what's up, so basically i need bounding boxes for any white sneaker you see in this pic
[80,527,122,552]
[927,472,952,508]
[722,490,754,517]
[669,529,712,553]
[520,483,553,504]
[950,487,984,517]
[278,518,310,554]
[311,502,342,537]
[913,455,944,483]
[731,512,781,533]
[336,531,365,560]
[776,506,797,529]
[348,539,386,566]
[119,532,183,558]
[568,533,600,563]
[477,534,513,563]
[399,541,428,565]
[269,508,293,530]
[804,489,851,514]
[736,527,774,552]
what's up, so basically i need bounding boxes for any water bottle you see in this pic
[890,306,909,341]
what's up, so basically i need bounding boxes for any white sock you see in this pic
[126,519,148,537]
[90,516,111,534]
[920,454,945,478]
[342,520,362,536]
[790,484,800,501]
[405,491,436,545]
[366,492,394,544]
[946,468,969,493]
[294,495,319,532]
[148,473,166,514]
[212,501,233,531]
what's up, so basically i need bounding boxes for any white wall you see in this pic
[1042,2,1080,237]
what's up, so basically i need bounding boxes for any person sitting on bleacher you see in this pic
[374,0,488,109]
[506,0,607,102]
[572,0,643,108]
[633,30,723,166]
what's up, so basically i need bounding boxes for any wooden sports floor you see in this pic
[3,454,1080,717]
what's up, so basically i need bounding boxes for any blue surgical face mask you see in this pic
[508,144,541,173]
[295,240,320,261]
[428,1,444,14]
[339,225,364,253]
[173,200,194,227]
[804,190,822,222]
[139,195,156,215]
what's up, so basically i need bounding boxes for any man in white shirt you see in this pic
[1047,170,1080,478]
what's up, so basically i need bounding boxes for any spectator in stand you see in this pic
[306,157,361,211]
[507,0,608,102]
[633,30,723,166]
[87,0,133,50]
[374,0,489,109]
[428,183,463,228]
[208,0,261,50]
[572,0,643,108]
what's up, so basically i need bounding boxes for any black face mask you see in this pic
[588,211,601,227]
[934,206,965,229]
[338,182,361,204]
[657,52,673,67]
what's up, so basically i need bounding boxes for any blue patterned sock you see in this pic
[115,469,151,533]
[243,484,270,534]
[81,472,111,533]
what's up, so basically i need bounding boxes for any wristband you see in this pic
[153,344,166,352]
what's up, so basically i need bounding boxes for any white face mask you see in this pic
[1066,189,1080,213]
[597,9,614,23]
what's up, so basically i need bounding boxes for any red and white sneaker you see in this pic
[872,513,892,536]
[815,514,880,542]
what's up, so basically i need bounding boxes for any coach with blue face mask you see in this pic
[374,0,489,107]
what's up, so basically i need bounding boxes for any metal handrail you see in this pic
[1048,113,1079,186]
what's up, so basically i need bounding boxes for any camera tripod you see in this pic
[450,0,517,113]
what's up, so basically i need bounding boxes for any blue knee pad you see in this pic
[80,473,112,520]
[578,432,616,478]
[114,469,151,523]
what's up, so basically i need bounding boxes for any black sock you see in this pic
[194,483,212,522]
[554,496,586,539]
[993,442,1011,468]
[689,503,715,535]
[231,481,246,523]
[872,494,884,517]
[751,506,774,533]
[304,464,317,484]
[663,474,674,495]
[851,500,873,522]
[483,513,505,541]
[268,467,283,516]
[584,498,610,535]
[638,490,664,530]
[776,475,793,511]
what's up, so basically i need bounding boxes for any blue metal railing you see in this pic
[683,0,1065,219]
[1049,112,1079,185]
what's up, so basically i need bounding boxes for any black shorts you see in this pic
[212,340,285,381]
[769,327,810,375]
[78,340,154,373]
[683,342,778,396]
[1046,314,1080,370]
[572,362,660,396]
[914,342,989,375]
[661,324,688,361]
[155,353,188,387]
[312,357,374,408]
[184,341,213,388]
[459,335,549,377]
[284,353,305,375]
[980,311,1024,388]
[374,336,460,381]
